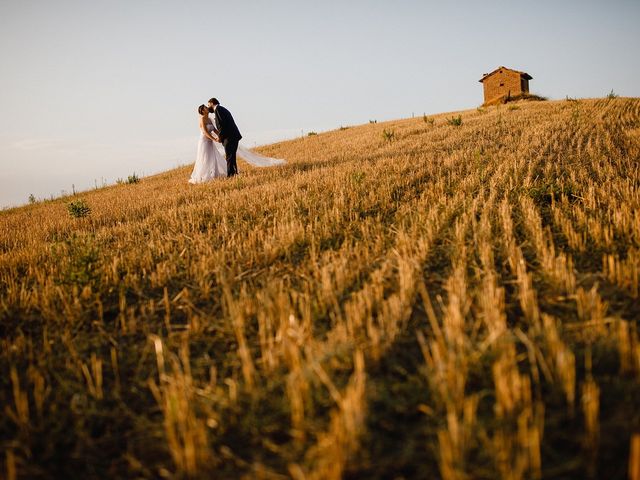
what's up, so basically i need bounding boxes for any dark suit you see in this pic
[214,105,242,177]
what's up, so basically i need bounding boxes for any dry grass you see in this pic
[1,97,639,479]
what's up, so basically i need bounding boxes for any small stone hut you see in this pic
[479,66,532,105]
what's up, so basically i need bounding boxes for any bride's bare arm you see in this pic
[200,118,218,141]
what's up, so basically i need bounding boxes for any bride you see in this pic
[189,104,226,183]
[189,104,285,184]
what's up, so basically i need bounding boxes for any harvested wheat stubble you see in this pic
[1,97,639,479]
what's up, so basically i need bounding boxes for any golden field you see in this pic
[1,97,639,479]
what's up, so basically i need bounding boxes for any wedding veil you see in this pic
[214,143,285,167]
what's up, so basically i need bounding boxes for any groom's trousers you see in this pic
[223,139,239,177]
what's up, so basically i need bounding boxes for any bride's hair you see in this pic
[198,104,207,115]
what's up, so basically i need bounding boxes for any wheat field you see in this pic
[1,98,639,479]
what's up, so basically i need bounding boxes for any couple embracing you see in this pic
[189,98,284,184]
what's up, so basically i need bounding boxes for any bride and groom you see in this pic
[189,98,284,184]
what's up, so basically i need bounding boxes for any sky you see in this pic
[1,0,639,208]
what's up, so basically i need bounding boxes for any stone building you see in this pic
[479,66,532,105]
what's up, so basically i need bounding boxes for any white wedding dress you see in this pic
[189,121,285,184]
[189,122,227,183]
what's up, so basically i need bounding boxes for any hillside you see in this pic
[1,98,639,479]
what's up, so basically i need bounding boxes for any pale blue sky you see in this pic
[1,0,639,208]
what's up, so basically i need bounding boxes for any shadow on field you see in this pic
[345,220,455,479]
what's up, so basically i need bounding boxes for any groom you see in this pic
[208,98,242,177]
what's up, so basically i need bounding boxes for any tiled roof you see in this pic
[479,66,533,83]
